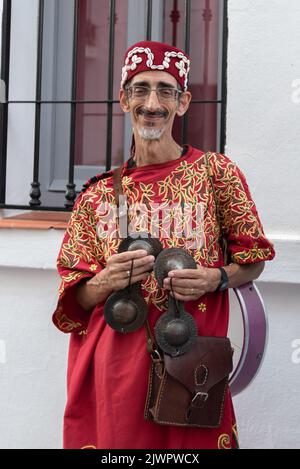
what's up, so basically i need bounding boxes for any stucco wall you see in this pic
[226,0,300,272]
[233,282,300,448]
[226,0,300,448]
[0,266,68,449]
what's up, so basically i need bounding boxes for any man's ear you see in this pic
[119,89,131,113]
[176,91,192,117]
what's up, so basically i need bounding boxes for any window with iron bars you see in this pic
[0,0,227,211]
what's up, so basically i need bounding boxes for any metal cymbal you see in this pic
[118,232,163,257]
[104,285,148,333]
[154,247,197,287]
[154,309,198,357]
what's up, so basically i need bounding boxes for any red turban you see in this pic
[121,41,191,91]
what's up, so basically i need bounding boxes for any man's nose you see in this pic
[144,89,161,110]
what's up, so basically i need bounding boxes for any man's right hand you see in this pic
[76,250,154,311]
[95,249,155,293]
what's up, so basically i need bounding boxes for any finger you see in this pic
[168,285,197,296]
[132,265,154,276]
[112,255,155,271]
[118,271,151,288]
[168,285,191,295]
[110,250,149,263]
[164,278,200,289]
[131,271,152,283]
[110,262,154,283]
[120,265,153,281]
[168,269,201,278]
[169,291,196,301]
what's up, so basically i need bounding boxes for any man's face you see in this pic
[120,71,191,141]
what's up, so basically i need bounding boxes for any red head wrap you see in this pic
[121,41,191,91]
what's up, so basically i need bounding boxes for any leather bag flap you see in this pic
[163,336,233,394]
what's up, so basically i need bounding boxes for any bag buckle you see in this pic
[191,391,209,407]
[151,349,162,363]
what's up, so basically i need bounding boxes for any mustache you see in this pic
[137,107,168,118]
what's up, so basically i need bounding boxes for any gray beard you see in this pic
[137,126,165,140]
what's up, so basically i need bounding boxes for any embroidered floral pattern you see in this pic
[198,303,207,313]
[55,313,83,333]
[54,149,275,332]
[217,433,231,449]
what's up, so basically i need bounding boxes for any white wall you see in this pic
[0,267,68,449]
[0,229,68,449]
[234,282,300,449]
[226,0,300,448]
[226,0,300,277]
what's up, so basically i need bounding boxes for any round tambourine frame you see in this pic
[228,282,268,396]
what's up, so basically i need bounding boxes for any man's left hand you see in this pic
[163,265,221,301]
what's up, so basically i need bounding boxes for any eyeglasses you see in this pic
[126,85,182,102]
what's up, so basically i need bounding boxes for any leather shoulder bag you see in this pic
[144,323,233,428]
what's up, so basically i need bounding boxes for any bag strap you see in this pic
[145,319,156,354]
[204,152,229,265]
[112,165,160,356]
[113,166,128,238]
[112,166,123,208]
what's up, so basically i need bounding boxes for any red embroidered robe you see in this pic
[53,146,275,449]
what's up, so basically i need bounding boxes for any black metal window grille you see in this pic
[0,0,228,211]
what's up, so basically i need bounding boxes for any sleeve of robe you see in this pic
[52,191,105,334]
[209,152,275,264]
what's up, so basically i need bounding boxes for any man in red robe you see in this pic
[53,41,275,449]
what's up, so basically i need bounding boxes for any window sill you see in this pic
[0,210,70,230]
